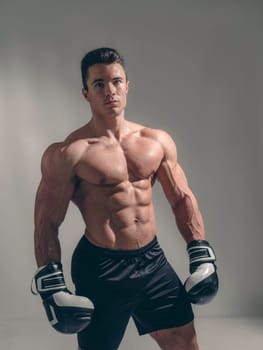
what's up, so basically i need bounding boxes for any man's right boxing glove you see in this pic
[184,240,219,305]
[32,262,94,334]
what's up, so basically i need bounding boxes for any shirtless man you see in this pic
[32,48,218,350]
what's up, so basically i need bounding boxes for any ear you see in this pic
[82,88,89,101]
[125,80,130,94]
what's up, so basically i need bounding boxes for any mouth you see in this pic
[104,100,119,106]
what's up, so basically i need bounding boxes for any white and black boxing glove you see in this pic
[184,240,218,305]
[32,262,94,334]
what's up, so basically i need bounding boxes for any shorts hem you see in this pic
[137,315,195,336]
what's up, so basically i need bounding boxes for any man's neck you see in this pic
[89,114,128,141]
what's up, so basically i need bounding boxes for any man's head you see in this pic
[81,47,127,91]
[81,48,129,119]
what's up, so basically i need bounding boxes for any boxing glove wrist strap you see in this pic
[31,262,67,297]
[187,240,216,265]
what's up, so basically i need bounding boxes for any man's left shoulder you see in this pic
[140,127,173,142]
[127,120,175,145]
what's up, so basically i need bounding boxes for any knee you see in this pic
[150,322,199,350]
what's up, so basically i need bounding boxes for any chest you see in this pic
[76,136,163,184]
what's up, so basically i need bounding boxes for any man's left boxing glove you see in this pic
[32,262,94,334]
[184,240,219,305]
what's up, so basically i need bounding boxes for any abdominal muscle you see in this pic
[73,178,157,250]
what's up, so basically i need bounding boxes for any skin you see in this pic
[34,62,204,349]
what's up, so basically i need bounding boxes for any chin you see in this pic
[105,107,123,117]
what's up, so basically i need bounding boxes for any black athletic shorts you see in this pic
[71,235,194,350]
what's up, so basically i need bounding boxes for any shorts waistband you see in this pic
[81,235,158,257]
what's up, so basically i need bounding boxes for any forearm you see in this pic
[172,193,206,243]
[34,225,61,267]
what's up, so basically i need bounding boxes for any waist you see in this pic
[80,234,159,258]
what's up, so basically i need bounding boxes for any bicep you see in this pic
[34,145,75,229]
[155,131,193,205]
[157,160,192,206]
[34,177,74,229]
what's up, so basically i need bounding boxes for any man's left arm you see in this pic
[156,130,219,305]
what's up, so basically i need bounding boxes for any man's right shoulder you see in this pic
[42,139,89,169]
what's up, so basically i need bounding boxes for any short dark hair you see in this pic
[81,47,126,90]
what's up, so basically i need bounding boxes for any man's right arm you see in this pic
[33,142,95,334]
[34,143,76,267]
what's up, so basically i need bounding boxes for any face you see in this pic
[82,63,129,118]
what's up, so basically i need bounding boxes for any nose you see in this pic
[105,82,116,96]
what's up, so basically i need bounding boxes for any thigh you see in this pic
[71,237,137,350]
[73,262,134,350]
[132,262,194,335]
[77,301,131,350]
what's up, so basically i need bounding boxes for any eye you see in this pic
[113,78,123,86]
[94,82,104,89]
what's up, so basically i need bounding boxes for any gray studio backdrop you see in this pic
[0,0,262,343]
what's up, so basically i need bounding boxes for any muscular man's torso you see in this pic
[65,122,165,249]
